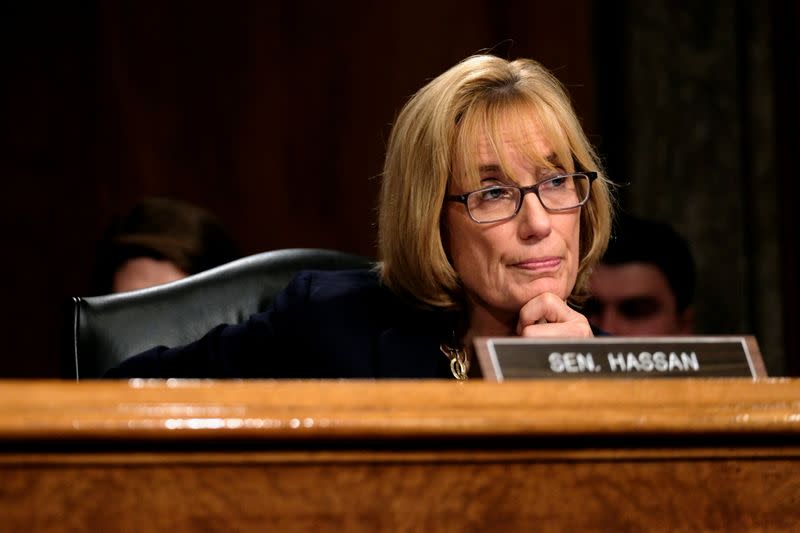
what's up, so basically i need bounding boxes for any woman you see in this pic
[106,55,613,380]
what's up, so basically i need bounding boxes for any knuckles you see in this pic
[516,292,594,338]
[519,321,592,338]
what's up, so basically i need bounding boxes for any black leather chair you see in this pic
[65,248,374,380]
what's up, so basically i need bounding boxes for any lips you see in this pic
[511,257,562,271]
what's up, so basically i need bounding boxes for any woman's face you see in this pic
[443,119,582,321]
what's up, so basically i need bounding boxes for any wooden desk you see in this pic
[2,379,799,531]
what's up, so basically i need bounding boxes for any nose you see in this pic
[517,190,552,240]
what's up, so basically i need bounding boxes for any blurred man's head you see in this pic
[584,213,695,336]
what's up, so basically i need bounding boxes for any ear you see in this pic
[677,306,694,334]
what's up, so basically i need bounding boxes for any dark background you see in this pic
[2,0,797,377]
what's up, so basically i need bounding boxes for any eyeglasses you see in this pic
[445,172,597,224]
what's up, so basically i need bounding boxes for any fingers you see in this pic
[516,292,594,338]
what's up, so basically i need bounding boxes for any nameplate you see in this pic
[474,336,766,381]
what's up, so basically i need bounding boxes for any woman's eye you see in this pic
[479,187,512,201]
[543,176,569,189]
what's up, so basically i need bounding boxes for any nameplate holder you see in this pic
[474,336,766,381]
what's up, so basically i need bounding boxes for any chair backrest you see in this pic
[66,248,374,380]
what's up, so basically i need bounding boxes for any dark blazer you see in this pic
[105,269,461,379]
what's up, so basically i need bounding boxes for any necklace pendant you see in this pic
[440,344,470,380]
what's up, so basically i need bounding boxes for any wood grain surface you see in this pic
[2,379,800,441]
[2,379,800,531]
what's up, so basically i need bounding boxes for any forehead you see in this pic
[473,118,552,162]
[453,103,571,181]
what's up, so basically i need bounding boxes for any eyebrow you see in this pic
[477,153,562,174]
[545,153,561,166]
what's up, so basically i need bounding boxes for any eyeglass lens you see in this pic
[467,174,590,223]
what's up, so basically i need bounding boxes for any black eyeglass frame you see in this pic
[445,171,598,224]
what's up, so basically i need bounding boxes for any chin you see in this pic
[520,281,568,301]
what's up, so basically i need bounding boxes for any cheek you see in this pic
[444,211,499,274]
[558,214,582,269]
[446,214,479,268]
[568,214,582,251]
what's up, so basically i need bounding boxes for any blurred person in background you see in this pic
[91,197,240,294]
[584,212,695,335]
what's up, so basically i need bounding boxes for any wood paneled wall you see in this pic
[594,0,799,374]
[2,1,596,376]
[2,1,797,377]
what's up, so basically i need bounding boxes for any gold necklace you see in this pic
[439,343,470,380]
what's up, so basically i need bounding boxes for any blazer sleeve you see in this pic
[104,272,318,379]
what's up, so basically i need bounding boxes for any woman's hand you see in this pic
[516,292,594,338]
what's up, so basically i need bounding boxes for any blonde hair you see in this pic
[378,55,613,310]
